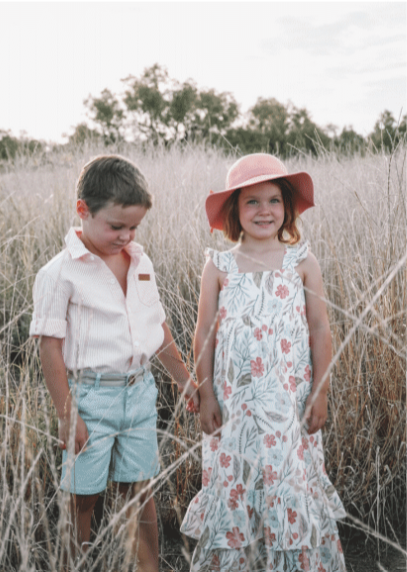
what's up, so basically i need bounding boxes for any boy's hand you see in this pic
[58,414,89,454]
[199,394,222,436]
[304,391,328,434]
[177,379,200,413]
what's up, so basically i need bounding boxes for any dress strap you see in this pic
[205,248,237,273]
[282,240,309,271]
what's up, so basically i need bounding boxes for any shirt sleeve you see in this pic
[29,269,70,338]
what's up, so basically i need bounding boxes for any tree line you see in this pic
[1,64,406,160]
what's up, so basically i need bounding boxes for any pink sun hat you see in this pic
[206,153,315,231]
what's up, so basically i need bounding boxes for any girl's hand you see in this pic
[200,394,222,436]
[58,414,89,454]
[304,391,328,434]
[177,379,200,413]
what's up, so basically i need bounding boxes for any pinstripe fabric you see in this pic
[30,227,166,373]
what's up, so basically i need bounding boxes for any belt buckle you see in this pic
[127,374,137,387]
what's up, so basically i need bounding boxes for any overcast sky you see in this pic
[1,1,405,143]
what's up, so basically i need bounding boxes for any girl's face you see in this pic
[238,182,285,242]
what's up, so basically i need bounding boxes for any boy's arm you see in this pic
[302,252,332,435]
[156,323,200,412]
[39,336,89,453]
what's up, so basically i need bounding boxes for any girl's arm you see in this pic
[156,322,200,412]
[301,252,332,434]
[39,336,89,453]
[194,259,223,435]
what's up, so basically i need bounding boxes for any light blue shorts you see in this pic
[60,371,160,495]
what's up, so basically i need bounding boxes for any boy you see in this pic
[30,155,199,571]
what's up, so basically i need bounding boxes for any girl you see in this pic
[181,154,347,572]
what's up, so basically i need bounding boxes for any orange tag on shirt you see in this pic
[138,274,150,281]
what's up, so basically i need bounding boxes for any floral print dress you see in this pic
[181,242,347,572]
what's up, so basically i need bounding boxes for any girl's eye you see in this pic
[270,198,280,203]
[247,199,258,205]
[111,226,122,231]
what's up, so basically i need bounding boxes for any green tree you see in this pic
[123,64,170,143]
[369,110,406,151]
[334,126,365,155]
[248,98,290,155]
[84,88,124,143]
[287,106,330,155]
[65,123,101,147]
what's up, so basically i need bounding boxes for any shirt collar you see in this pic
[64,227,144,262]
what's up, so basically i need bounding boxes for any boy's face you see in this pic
[77,200,147,258]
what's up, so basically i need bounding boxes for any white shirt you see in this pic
[30,227,166,373]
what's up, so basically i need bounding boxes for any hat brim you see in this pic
[206,171,315,231]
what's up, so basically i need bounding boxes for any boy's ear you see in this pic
[76,199,91,220]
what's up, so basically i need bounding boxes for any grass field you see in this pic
[0,141,405,571]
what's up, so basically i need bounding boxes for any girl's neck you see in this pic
[233,235,285,272]
[239,233,284,254]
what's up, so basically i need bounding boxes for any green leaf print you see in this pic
[311,524,318,548]
[236,373,252,387]
[253,271,263,288]
[243,460,251,483]
[227,361,234,384]
[233,455,240,480]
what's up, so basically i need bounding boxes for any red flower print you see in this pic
[262,324,268,331]
[297,445,304,460]
[318,564,326,572]
[263,465,277,486]
[246,410,252,416]
[337,539,343,553]
[210,438,219,452]
[283,435,288,442]
[223,382,232,400]
[287,508,297,524]
[299,549,310,571]
[220,453,231,468]
[211,554,221,571]
[302,437,309,450]
[287,361,292,367]
[296,305,300,312]
[219,306,227,320]
[254,327,263,340]
[268,328,273,335]
[229,484,246,508]
[289,376,296,392]
[226,527,245,548]
[276,431,281,438]
[251,357,264,377]
[281,339,291,354]
[264,526,276,546]
[242,403,247,411]
[223,278,229,288]
[304,365,311,381]
[202,468,212,486]
[309,436,314,443]
[247,505,254,518]
[235,484,246,499]
[263,434,276,448]
[276,284,289,299]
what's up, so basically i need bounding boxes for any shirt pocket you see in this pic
[134,272,160,307]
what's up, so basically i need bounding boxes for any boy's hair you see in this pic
[221,178,301,244]
[77,155,152,214]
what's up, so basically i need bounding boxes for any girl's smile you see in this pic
[238,182,285,242]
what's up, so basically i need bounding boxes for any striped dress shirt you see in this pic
[30,227,166,373]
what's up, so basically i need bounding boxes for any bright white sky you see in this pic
[1,1,406,143]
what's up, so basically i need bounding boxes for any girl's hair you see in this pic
[221,178,301,244]
[77,155,152,215]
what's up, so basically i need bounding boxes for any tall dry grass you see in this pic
[0,141,405,571]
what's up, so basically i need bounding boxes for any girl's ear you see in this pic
[76,199,90,220]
